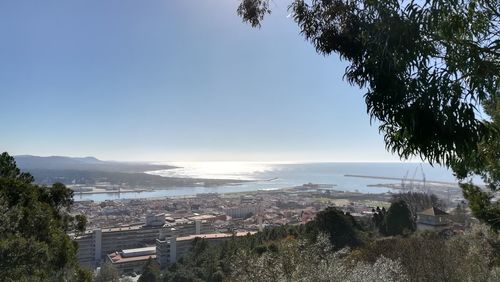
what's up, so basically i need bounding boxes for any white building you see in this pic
[223,205,258,218]
[75,219,212,268]
[106,231,255,274]
[106,246,156,274]
[417,207,451,231]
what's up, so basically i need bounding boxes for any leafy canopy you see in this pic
[138,258,161,282]
[385,200,416,235]
[306,207,363,249]
[238,0,499,229]
[0,152,89,281]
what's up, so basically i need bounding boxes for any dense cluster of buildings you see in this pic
[105,230,253,274]
[72,187,390,231]
[74,213,214,268]
[72,186,464,275]
[74,210,256,274]
[72,187,387,273]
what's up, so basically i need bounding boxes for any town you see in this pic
[71,183,469,276]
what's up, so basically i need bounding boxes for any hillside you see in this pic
[14,155,176,173]
[14,155,245,187]
[26,169,246,187]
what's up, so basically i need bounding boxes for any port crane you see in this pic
[401,165,427,193]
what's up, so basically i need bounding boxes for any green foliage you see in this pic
[384,200,416,236]
[372,200,416,236]
[75,214,88,235]
[0,152,90,281]
[139,258,161,282]
[306,207,363,249]
[238,0,498,166]
[237,0,500,229]
[372,206,387,234]
[94,263,120,282]
[49,182,74,212]
[453,96,500,189]
[160,208,371,280]
[158,210,497,281]
[454,98,500,229]
[0,152,34,183]
[462,183,500,230]
[163,237,236,282]
[357,224,500,281]
[451,201,469,225]
[230,234,408,282]
[391,192,444,220]
[237,0,271,28]
[161,219,322,281]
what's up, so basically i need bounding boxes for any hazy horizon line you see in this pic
[12,153,425,165]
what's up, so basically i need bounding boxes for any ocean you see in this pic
[74,162,459,202]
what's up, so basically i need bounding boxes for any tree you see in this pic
[455,94,500,230]
[462,183,500,230]
[357,224,500,281]
[94,263,120,282]
[391,192,444,220]
[75,214,88,236]
[230,234,409,282]
[372,206,387,234]
[306,207,363,249]
[0,152,90,281]
[385,200,416,236]
[451,201,469,225]
[139,258,161,282]
[237,0,500,229]
[0,152,34,183]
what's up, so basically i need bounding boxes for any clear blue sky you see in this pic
[0,0,400,162]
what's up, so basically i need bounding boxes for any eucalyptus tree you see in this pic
[237,0,500,229]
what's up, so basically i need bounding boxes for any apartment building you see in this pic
[75,213,213,267]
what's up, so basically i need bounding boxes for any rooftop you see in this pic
[189,214,220,221]
[108,251,156,264]
[121,246,156,257]
[419,207,448,216]
[177,232,255,242]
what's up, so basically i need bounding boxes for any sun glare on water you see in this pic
[148,161,277,180]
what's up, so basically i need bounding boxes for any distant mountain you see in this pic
[24,169,246,187]
[14,155,176,173]
[13,155,245,187]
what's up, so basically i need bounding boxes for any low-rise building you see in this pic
[145,213,166,227]
[106,231,255,274]
[106,246,156,274]
[223,205,258,219]
[75,219,213,267]
[417,207,450,231]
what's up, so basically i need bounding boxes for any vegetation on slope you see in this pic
[136,208,500,282]
[28,169,247,188]
[0,152,91,281]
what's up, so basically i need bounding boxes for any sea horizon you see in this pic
[76,162,461,202]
